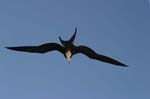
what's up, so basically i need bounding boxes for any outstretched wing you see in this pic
[73,46,127,67]
[6,43,64,54]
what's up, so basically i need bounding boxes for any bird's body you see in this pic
[6,28,127,67]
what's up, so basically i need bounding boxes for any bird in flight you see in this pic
[6,28,127,67]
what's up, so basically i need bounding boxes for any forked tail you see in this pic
[69,27,77,43]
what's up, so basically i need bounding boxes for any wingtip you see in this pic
[114,61,128,67]
[5,47,10,49]
[5,47,15,50]
[119,64,128,67]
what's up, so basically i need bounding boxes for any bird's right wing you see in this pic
[6,43,64,54]
[73,46,127,67]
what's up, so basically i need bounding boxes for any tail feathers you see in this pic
[69,27,77,43]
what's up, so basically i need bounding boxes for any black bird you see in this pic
[6,28,127,67]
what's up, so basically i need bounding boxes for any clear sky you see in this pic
[0,0,150,99]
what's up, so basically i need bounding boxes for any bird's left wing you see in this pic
[6,43,64,54]
[73,46,127,67]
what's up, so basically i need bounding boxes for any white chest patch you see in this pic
[65,50,72,61]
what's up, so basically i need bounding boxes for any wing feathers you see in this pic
[74,46,127,67]
[6,43,64,54]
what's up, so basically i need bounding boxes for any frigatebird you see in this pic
[6,28,127,67]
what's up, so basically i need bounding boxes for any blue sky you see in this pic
[0,0,150,99]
